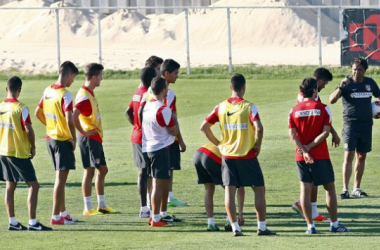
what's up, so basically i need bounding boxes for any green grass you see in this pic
[1,76,380,249]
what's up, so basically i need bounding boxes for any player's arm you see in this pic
[289,128,314,164]
[329,77,350,104]
[25,124,36,159]
[66,110,76,150]
[305,125,331,151]
[237,187,245,226]
[173,114,186,152]
[167,113,178,136]
[73,108,97,137]
[330,125,340,147]
[200,120,220,146]
[34,106,46,125]
[125,106,134,125]
[252,119,263,156]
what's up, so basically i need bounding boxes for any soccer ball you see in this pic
[372,101,380,119]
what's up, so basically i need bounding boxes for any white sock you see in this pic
[9,217,17,226]
[160,211,168,217]
[97,195,106,209]
[168,191,174,202]
[231,221,241,232]
[226,216,230,222]
[307,223,315,230]
[146,194,151,208]
[60,210,68,217]
[84,196,93,211]
[29,218,37,226]
[150,210,153,218]
[52,215,61,221]
[207,217,215,226]
[153,214,160,223]
[257,221,266,231]
[297,199,301,206]
[311,202,319,218]
[140,206,149,213]
[343,189,348,192]
[331,220,339,227]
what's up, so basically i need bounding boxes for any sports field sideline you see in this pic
[0,75,380,249]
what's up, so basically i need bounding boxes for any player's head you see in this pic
[351,57,368,82]
[59,61,79,87]
[151,76,167,97]
[230,73,246,92]
[7,76,22,95]
[313,67,333,92]
[160,59,180,84]
[351,57,368,71]
[140,67,157,89]
[85,63,104,86]
[300,77,317,98]
[145,56,163,76]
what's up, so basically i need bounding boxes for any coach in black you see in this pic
[329,57,380,199]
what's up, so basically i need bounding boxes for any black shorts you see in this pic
[146,147,171,179]
[193,151,222,185]
[46,139,75,171]
[342,126,372,153]
[78,134,106,169]
[0,156,37,182]
[132,143,146,169]
[297,159,335,186]
[221,157,264,187]
[169,143,181,170]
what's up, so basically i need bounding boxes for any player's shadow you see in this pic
[0,182,137,188]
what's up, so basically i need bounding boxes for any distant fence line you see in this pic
[0,5,371,73]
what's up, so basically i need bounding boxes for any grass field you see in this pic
[1,75,380,249]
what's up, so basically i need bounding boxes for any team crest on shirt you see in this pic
[95,158,100,164]
[365,85,371,91]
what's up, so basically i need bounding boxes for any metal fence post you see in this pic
[317,8,322,67]
[185,8,190,75]
[55,8,61,72]
[97,9,103,65]
[227,7,232,73]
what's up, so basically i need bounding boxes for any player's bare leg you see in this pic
[95,165,108,196]
[342,151,355,191]
[204,183,215,218]
[5,181,17,218]
[323,182,337,222]
[26,181,39,220]
[82,167,95,197]
[225,186,237,223]
[300,182,313,225]
[353,152,366,190]
[252,186,266,221]
[53,170,69,215]
[138,168,148,207]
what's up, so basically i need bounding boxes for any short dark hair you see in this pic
[151,76,167,95]
[300,77,317,98]
[84,63,104,80]
[59,61,79,77]
[145,56,163,68]
[351,57,368,70]
[230,73,246,92]
[313,68,333,82]
[160,59,180,76]
[7,76,22,93]
[140,67,156,88]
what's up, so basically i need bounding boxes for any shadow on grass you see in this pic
[0,181,137,188]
